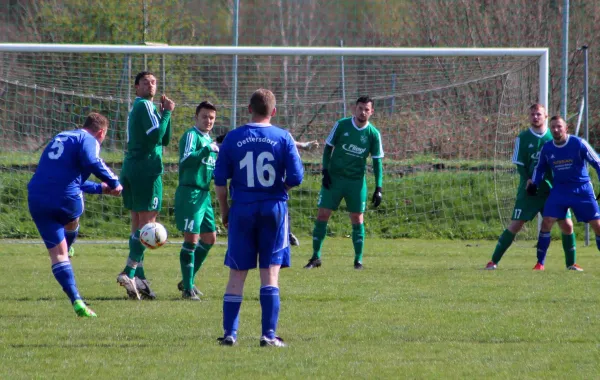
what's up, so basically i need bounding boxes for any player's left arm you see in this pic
[581,139,600,174]
[370,129,384,207]
[294,139,320,151]
[285,133,304,189]
[80,138,121,190]
[161,118,172,147]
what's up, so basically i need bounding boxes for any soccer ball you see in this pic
[139,222,168,249]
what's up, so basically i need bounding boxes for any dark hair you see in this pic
[83,112,109,132]
[550,115,566,124]
[250,89,276,117]
[135,71,155,85]
[356,96,374,106]
[195,101,217,115]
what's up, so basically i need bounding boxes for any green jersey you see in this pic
[325,117,384,180]
[512,127,552,195]
[178,126,216,190]
[123,97,172,176]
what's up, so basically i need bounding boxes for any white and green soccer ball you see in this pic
[139,222,168,249]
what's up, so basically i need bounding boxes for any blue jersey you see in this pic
[213,122,304,203]
[28,129,120,198]
[532,135,600,190]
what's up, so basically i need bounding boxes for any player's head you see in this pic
[135,71,157,99]
[195,101,217,133]
[354,96,374,124]
[83,112,109,144]
[249,89,276,120]
[549,115,568,142]
[529,103,547,129]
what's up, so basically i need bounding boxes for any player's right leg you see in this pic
[308,185,341,268]
[118,172,162,300]
[486,194,543,269]
[219,202,256,344]
[535,192,570,269]
[29,196,94,317]
[175,186,202,299]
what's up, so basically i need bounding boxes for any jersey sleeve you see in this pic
[213,134,233,187]
[161,118,172,147]
[80,137,120,189]
[370,129,384,159]
[179,131,212,168]
[512,136,525,166]
[531,144,548,186]
[137,100,171,145]
[81,180,103,194]
[580,138,600,174]
[284,133,304,188]
[325,121,341,147]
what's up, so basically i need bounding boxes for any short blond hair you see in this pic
[249,89,276,117]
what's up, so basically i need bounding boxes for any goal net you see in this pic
[0,45,547,240]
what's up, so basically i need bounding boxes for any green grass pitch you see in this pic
[1,238,599,379]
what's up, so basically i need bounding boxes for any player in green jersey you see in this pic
[305,96,384,270]
[175,101,220,300]
[117,71,175,300]
[485,103,580,271]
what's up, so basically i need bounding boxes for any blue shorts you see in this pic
[224,200,290,270]
[543,182,600,223]
[28,194,83,249]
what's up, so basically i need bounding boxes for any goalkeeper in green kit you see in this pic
[305,96,384,270]
[175,101,219,300]
[485,103,580,271]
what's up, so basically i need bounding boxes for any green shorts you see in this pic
[318,176,367,213]
[175,186,216,234]
[512,193,571,221]
[121,171,163,212]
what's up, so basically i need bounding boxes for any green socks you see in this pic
[312,220,328,260]
[180,242,196,291]
[352,223,365,263]
[491,229,515,264]
[194,241,213,276]
[562,233,576,267]
[134,258,146,279]
[124,230,146,278]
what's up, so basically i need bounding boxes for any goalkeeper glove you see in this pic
[526,182,537,196]
[322,169,332,189]
[372,187,383,208]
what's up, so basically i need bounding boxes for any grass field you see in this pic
[1,238,600,379]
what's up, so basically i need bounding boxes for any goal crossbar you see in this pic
[0,44,550,109]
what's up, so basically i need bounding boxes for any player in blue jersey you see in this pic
[528,115,600,269]
[213,89,304,347]
[28,113,122,317]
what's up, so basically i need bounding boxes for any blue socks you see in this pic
[52,261,81,304]
[536,231,552,265]
[223,294,243,339]
[65,225,79,249]
[222,286,281,340]
[595,235,600,251]
[260,286,280,340]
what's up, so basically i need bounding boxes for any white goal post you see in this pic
[0,44,549,240]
